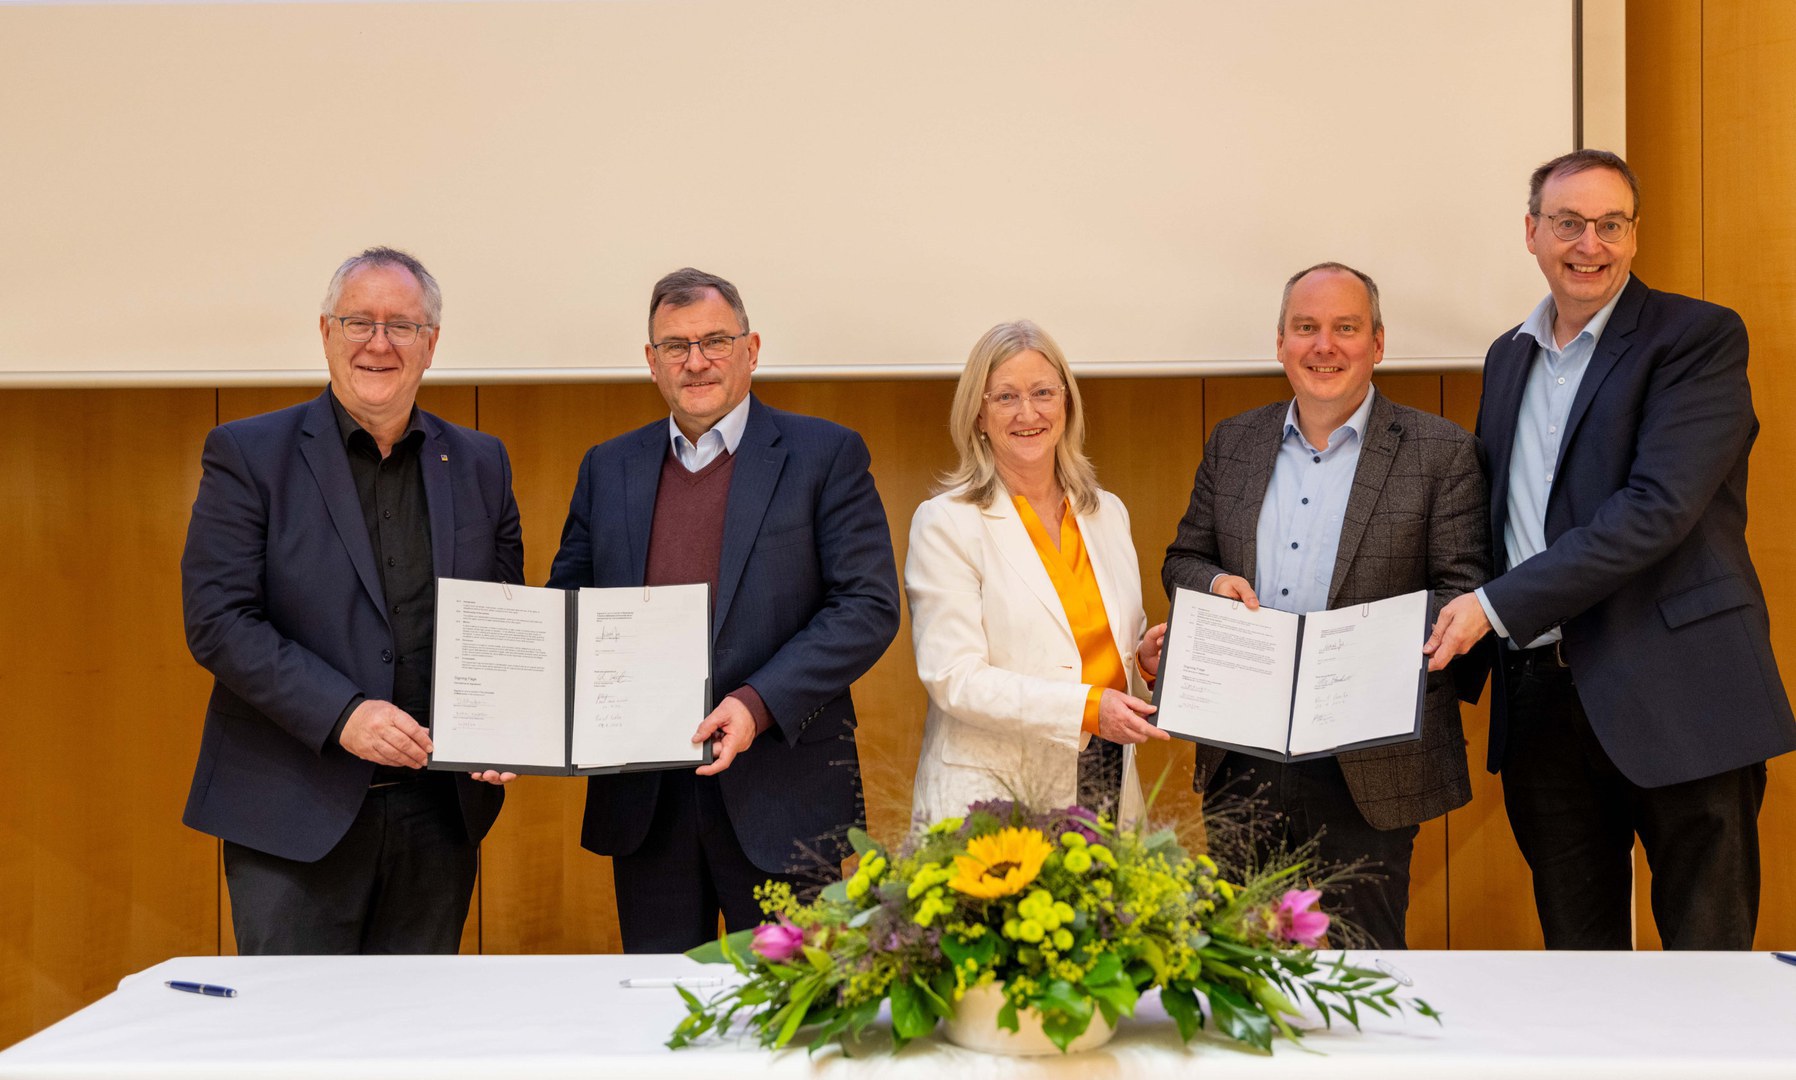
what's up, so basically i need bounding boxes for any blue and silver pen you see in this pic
[1773,952,1796,968]
[165,981,237,998]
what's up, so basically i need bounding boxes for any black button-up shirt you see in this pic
[329,392,436,779]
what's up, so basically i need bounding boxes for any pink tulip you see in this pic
[751,916,805,962]
[1274,889,1330,947]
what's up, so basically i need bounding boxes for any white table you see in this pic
[1,952,1791,1078]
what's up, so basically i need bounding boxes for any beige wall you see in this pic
[0,1,1569,385]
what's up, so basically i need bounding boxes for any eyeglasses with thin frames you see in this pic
[983,384,1066,413]
[1535,211,1636,243]
[327,316,432,346]
[651,333,748,365]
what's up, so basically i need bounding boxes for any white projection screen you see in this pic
[0,1,1580,385]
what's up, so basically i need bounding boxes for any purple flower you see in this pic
[1273,889,1330,948]
[965,798,1018,826]
[751,916,805,963]
[1058,805,1102,843]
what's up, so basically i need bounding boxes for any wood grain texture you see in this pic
[0,389,221,1046]
[1699,0,1796,951]
[1625,0,1705,299]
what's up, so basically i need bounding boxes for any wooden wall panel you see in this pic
[1619,0,1796,953]
[1626,0,1706,299]
[1701,0,1796,951]
[0,389,220,1047]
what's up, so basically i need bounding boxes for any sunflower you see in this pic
[947,827,1054,899]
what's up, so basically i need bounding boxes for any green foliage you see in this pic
[684,928,755,970]
[667,801,1435,1057]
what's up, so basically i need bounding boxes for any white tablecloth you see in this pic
[1,951,1791,1078]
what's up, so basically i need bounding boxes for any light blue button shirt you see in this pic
[1475,282,1627,646]
[668,394,751,472]
[1253,387,1377,615]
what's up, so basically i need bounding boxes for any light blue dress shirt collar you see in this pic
[1514,276,1628,354]
[1475,279,1629,646]
[1253,386,1378,614]
[668,393,751,472]
[1281,383,1377,451]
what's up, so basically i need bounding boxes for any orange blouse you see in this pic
[1013,497,1125,736]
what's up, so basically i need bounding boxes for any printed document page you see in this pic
[1155,586,1300,753]
[432,579,567,769]
[571,585,709,769]
[1287,590,1427,756]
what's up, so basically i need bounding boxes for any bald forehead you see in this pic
[1284,269,1373,326]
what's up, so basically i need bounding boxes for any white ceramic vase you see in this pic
[941,981,1116,1055]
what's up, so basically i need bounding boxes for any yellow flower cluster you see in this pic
[1056,830,1120,875]
[844,853,887,900]
[898,860,957,926]
[1002,888,1078,951]
[754,880,799,920]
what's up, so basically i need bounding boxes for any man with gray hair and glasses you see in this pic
[180,246,522,953]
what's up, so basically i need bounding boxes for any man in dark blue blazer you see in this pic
[1426,151,1796,948]
[181,247,522,954]
[548,268,900,952]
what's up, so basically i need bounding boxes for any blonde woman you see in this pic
[906,321,1168,824]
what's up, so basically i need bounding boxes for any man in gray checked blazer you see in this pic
[1162,262,1489,949]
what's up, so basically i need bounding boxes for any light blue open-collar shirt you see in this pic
[667,393,751,472]
[1254,386,1377,615]
[1474,280,1629,647]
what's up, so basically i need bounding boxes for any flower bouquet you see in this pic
[667,798,1437,1055]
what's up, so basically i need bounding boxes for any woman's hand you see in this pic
[1137,623,1167,679]
[1096,688,1170,745]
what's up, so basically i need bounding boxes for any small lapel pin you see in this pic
[440,454,449,462]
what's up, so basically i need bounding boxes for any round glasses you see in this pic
[1537,212,1635,243]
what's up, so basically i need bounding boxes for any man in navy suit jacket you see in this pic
[1426,151,1796,948]
[548,268,900,952]
[181,247,522,954]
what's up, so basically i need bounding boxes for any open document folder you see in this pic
[1151,586,1428,761]
[427,578,712,775]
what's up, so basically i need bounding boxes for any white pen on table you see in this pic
[619,977,728,989]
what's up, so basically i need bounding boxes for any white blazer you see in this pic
[905,484,1148,825]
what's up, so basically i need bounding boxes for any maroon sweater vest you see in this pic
[644,447,772,732]
[645,448,734,592]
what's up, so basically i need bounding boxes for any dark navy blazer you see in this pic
[547,395,900,873]
[1478,276,1796,787]
[180,389,522,861]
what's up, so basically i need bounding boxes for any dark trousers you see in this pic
[222,774,478,955]
[612,769,810,954]
[1500,655,1767,949]
[1077,736,1125,812]
[1205,753,1419,950]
